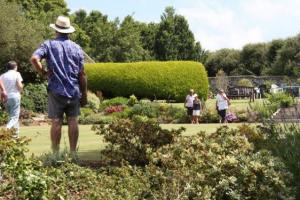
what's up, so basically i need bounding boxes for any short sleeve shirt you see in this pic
[185,94,195,108]
[0,70,23,99]
[216,94,229,110]
[33,35,84,98]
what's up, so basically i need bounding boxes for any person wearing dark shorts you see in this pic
[187,107,193,116]
[48,92,81,119]
[185,89,196,123]
[216,89,230,123]
[30,16,87,154]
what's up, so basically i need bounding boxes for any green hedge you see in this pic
[85,61,209,102]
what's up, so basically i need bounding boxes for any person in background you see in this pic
[30,16,87,155]
[216,89,230,123]
[0,61,23,138]
[185,89,196,123]
[192,94,201,124]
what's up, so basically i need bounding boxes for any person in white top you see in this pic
[184,89,196,123]
[0,61,23,137]
[216,89,230,123]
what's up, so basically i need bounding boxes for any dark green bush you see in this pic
[21,83,47,113]
[86,61,209,102]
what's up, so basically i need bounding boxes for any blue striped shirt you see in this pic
[33,35,84,98]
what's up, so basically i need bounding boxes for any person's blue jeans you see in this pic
[5,97,21,137]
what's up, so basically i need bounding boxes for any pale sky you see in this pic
[66,0,300,51]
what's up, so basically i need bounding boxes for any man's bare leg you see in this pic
[51,118,62,153]
[67,117,79,152]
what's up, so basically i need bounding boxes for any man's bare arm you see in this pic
[30,55,47,77]
[16,80,23,92]
[79,70,87,107]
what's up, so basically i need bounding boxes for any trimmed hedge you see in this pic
[85,61,209,102]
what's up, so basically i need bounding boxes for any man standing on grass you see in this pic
[30,16,87,155]
[0,61,23,138]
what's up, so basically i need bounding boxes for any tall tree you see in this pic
[114,16,151,62]
[205,49,240,76]
[240,43,268,75]
[70,10,91,51]
[6,0,68,19]
[273,34,300,76]
[265,39,285,75]
[154,7,203,61]
[140,22,158,59]
[0,0,44,82]
[77,11,118,62]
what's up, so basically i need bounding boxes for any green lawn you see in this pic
[172,98,263,111]
[21,123,247,160]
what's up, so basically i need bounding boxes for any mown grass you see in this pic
[172,98,263,111]
[21,123,246,160]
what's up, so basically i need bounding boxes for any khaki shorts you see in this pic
[48,92,80,119]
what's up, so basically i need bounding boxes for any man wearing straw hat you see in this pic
[30,16,87,156]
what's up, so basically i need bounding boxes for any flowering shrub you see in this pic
[104,105,124,114]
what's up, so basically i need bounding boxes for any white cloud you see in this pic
[242,0,300,20]
[178,0,300,51]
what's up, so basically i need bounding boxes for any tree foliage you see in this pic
[154,7,203,61]
[205,49,240,76]
[0,0,44,82]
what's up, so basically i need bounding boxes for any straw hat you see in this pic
[50,16,75,34]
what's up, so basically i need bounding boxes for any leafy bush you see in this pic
[86,91,100,110]
[267,92,294,108]
[129,103,160,118]
[250,101,277,120]
[80,107,94,118]
[200,109,219,123]
[99,97,129,110]
[86,61,209,102]
[250,92,293,121]
[234,109,248,122]
[236,78,253,87]
[79,113,114,125]
[0,129,49,199]
[147,126,295,199]
[0,121,298,199]
[92,119,184,166]
[104,105,124,114]
[21,83,48,113]
[0,107,8,125]
[166,105,188,123]
[128,94,138,106]
[256,122,300,198]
